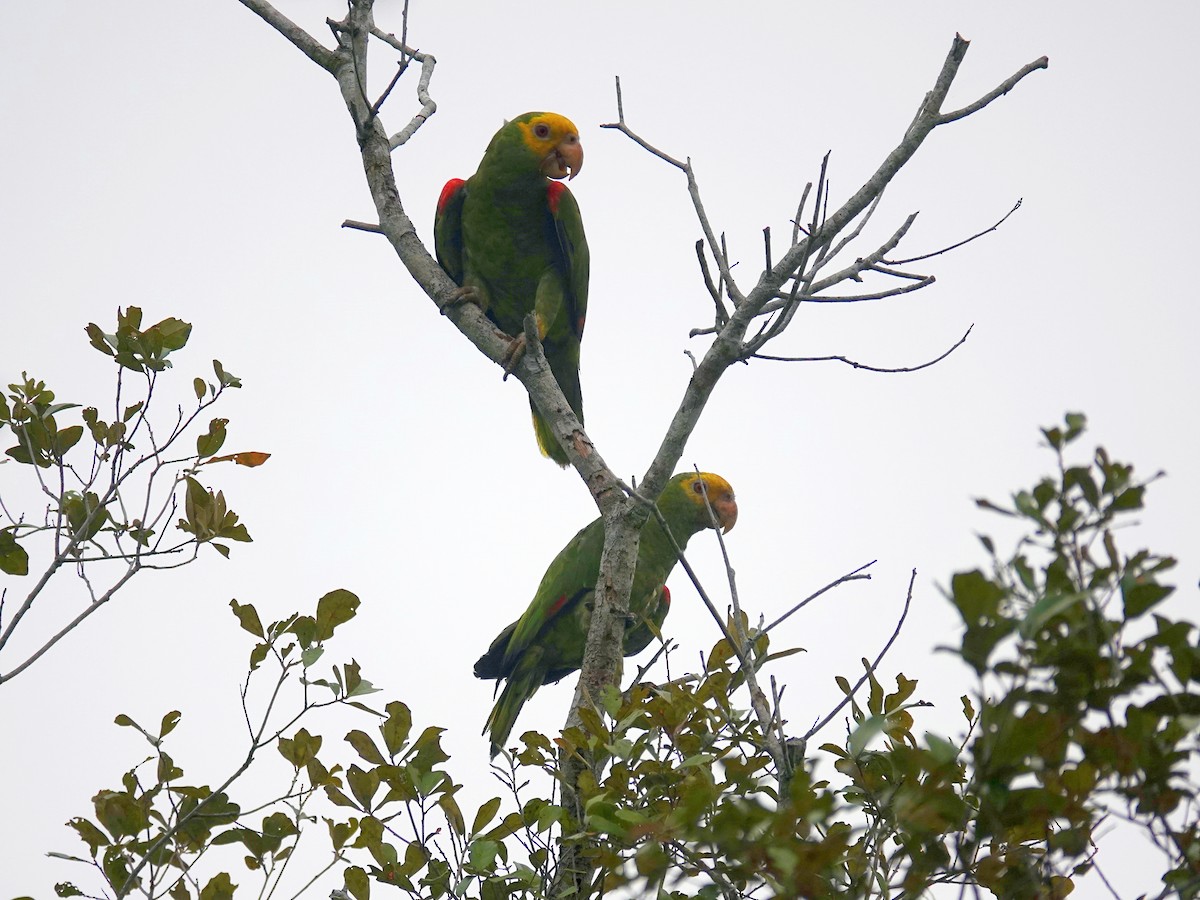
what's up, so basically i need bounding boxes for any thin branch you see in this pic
[370,27,438,148]
[602,77,745,307]
[754,324,973,373]
[885,198,1022,265]
[600,77,687,170]
[775,277,936,304]
[938,55,1050,124]
[802,568,916,742]
[763,560,876,635]
[341,219,384,233]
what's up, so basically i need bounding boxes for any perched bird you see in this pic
[475,472,738,757]
[434,111,589,466]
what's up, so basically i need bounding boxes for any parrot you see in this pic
[474,472,738,757]
[434,111,589,467]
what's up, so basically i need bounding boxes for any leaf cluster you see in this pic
[0,307,265,684]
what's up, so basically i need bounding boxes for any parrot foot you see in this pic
[500,334,527,380]
[438,285,480,314]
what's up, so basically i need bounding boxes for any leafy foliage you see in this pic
[0,308,265,685]
[18,335,1194,900]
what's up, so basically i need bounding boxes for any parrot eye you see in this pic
[533,122,551,139]
[692,480,706,495]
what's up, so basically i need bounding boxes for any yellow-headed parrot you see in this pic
[435,112,588,466]
[475,472,738,757]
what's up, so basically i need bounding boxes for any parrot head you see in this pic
[513,111,584,180]
[674,472,738,534]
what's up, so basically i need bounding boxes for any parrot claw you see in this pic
[439,285,481,315]
[501,334,527,380]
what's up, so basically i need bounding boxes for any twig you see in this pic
[754,324,973,372]
[776,277,935,304]
[802,568,916,741]
[370,27,438,148]
[763,560,876,635]
[938,55,1050,124]
[885,198,1022,265]
[602,77,745,307]
[341,219,384,233]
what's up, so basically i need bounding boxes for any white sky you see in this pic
[2,2,1198,897]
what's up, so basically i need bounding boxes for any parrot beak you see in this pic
[542,134,583,180]
[713,493,738,534]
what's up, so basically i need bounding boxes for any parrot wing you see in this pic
[434,178,468,284]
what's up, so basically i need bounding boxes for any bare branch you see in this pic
[886,198,1022,265]
[776,277,935,305]
[802,568,916,742]
[764,560,877,636]
[370,27,438,148]
[237,0,339,72]
[938,54,1050,124]
[753,324,973,372]
[341,219,384,233]
[599,77,687,170]
[602,78,746,307]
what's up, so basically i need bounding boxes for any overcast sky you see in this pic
[3,2,1198,897]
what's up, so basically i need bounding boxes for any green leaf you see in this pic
[382,701,413,756]
[1123,578,1173,618]
[345,866,370,900]
[1111,484,1145,511]
[93,790,149,839]
[150,316,193,352]
[471,797,502,837]
[278,728,322,767]
[249,642,269,671]
[961,695,976,722]
[230,599,265,638]
[85,323,116,356]
[1020,592,1086,638]
[0,529,29,575]
[1140,693,1200,717]
[346,730,386,765]
[213,360,242,388]
[196,418,228,458]
[468,839,501,873]
[159,710,182,739]
[67,817,110,856]
[847,715,887,757]
[199,873,236,900]
[315,588,360,640]
[949,570,1005,622]
[53,424,84,458]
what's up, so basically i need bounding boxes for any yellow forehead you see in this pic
[516,112,579,151]
[686,473,734,501]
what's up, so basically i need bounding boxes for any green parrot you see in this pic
[434,111,589,467]
[474,472,738,757]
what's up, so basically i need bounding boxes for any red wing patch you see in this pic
[546,181,568,215]
[661,586,670,606]
[438,178,466,214]
[547,593,570,619]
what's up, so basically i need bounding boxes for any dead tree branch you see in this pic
[754,323,974,372]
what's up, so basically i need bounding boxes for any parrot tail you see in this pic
[485,652,544,758]
[531,352,584,467]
